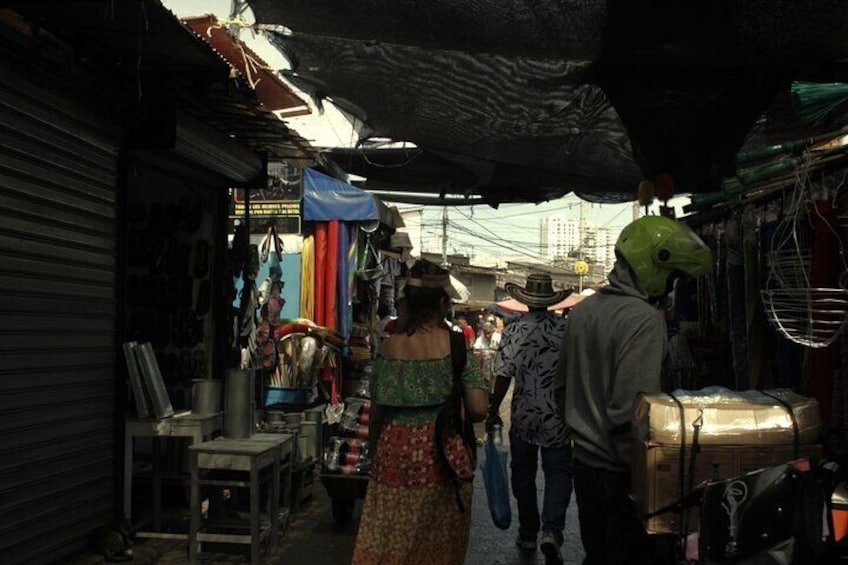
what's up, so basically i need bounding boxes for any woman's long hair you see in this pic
[396,261,450,335]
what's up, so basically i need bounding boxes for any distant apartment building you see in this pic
[540,216,614,271]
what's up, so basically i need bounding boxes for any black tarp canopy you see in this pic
[249,0,848,205]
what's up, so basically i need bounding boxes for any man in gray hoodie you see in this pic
[554,215,712,565]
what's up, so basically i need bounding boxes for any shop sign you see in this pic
[233,162,302,233]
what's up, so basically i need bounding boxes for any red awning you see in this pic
[183,15,311,116]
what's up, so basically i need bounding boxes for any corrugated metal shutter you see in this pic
[0,61,121,564]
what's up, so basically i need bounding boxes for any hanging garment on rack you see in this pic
[259,225,285,282]
[744,211,771,390]
[726,218,750,390]
[808,199,841,429]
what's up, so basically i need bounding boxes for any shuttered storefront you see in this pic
[0,61,122,563]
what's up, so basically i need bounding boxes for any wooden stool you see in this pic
[188,436,287,564]
[123,411,222,535]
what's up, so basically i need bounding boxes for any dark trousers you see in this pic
[509,430,573,543]
[573,458,651,565]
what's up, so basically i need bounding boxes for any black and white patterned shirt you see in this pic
[494,310,569,447]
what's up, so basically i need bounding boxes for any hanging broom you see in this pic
[791,81,848,124]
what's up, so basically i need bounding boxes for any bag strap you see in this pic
[448,328,472,512]
[449,329,467,386]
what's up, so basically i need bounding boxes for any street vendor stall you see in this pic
[231,166,404,520]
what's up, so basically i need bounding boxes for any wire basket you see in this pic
[761,286,848,348]
[760,153,848,348]
[764,249,813,290]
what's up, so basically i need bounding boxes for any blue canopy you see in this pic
[303,168,384,222]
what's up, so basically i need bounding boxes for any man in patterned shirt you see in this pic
[487,273,573,564]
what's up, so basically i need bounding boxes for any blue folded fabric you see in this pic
[481,436,511,530]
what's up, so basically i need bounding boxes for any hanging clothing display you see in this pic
[726,217,750,390]
[808,199,841,428]
[300,234,315,320]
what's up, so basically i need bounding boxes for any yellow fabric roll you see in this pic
[300,234,315,320]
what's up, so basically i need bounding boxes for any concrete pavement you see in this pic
[136,431,584,564]
[266,436,584,565]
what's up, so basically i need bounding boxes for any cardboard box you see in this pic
[632,388,822,534]
[633,388,821,446]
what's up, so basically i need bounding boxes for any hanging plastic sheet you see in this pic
[303,168,385,222]
[480,436,511,530]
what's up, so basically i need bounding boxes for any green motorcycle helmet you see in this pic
[615,215,712,297]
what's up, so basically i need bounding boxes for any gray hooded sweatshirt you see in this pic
[554,259,667,472]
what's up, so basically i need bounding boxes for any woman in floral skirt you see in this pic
[352,260,488,565]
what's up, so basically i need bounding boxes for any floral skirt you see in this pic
[351,420,472,565]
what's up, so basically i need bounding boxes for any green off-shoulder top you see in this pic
[371,354,484,424]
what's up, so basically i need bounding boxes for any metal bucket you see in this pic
[266,410,286,424]
[284,413,303,426]
[303,405,324,424]
[224,368,254,439]
[191,379,222,415]
[299,420,321,463]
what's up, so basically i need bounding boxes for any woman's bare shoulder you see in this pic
[380,327,451,360]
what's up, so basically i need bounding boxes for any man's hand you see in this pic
[485,411,503,432]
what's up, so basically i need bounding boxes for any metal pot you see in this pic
[191,379,222,415]
[284,412,303,426]
[266,410,286,424]
[303,405,324,424]
[224,368,254,439]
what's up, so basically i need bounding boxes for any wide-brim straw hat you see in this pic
[505,272,572,308]
[405,261,462,300]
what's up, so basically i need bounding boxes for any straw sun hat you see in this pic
[405,260,463,300]
[505,272,572,308]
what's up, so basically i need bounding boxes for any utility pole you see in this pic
[579,199,586,260]
[441,206,448,266]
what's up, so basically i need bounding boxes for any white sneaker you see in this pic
[540,530,563,564]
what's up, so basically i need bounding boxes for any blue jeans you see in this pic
[509,430,573,543]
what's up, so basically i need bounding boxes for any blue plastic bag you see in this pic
[480,435,511,530]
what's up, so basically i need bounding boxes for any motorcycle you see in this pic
[647,455,848,564]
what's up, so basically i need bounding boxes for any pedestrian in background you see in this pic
[473,321,501,350]
[487,273,573,564]
[352,259,488,565]
[554,216,712,565]
[455,314,476,348]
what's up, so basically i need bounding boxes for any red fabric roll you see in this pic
[324,220,340,330]
[314,222,327,327]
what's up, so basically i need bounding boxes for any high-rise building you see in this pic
[540,216,614,271]
[540,216,579,261]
